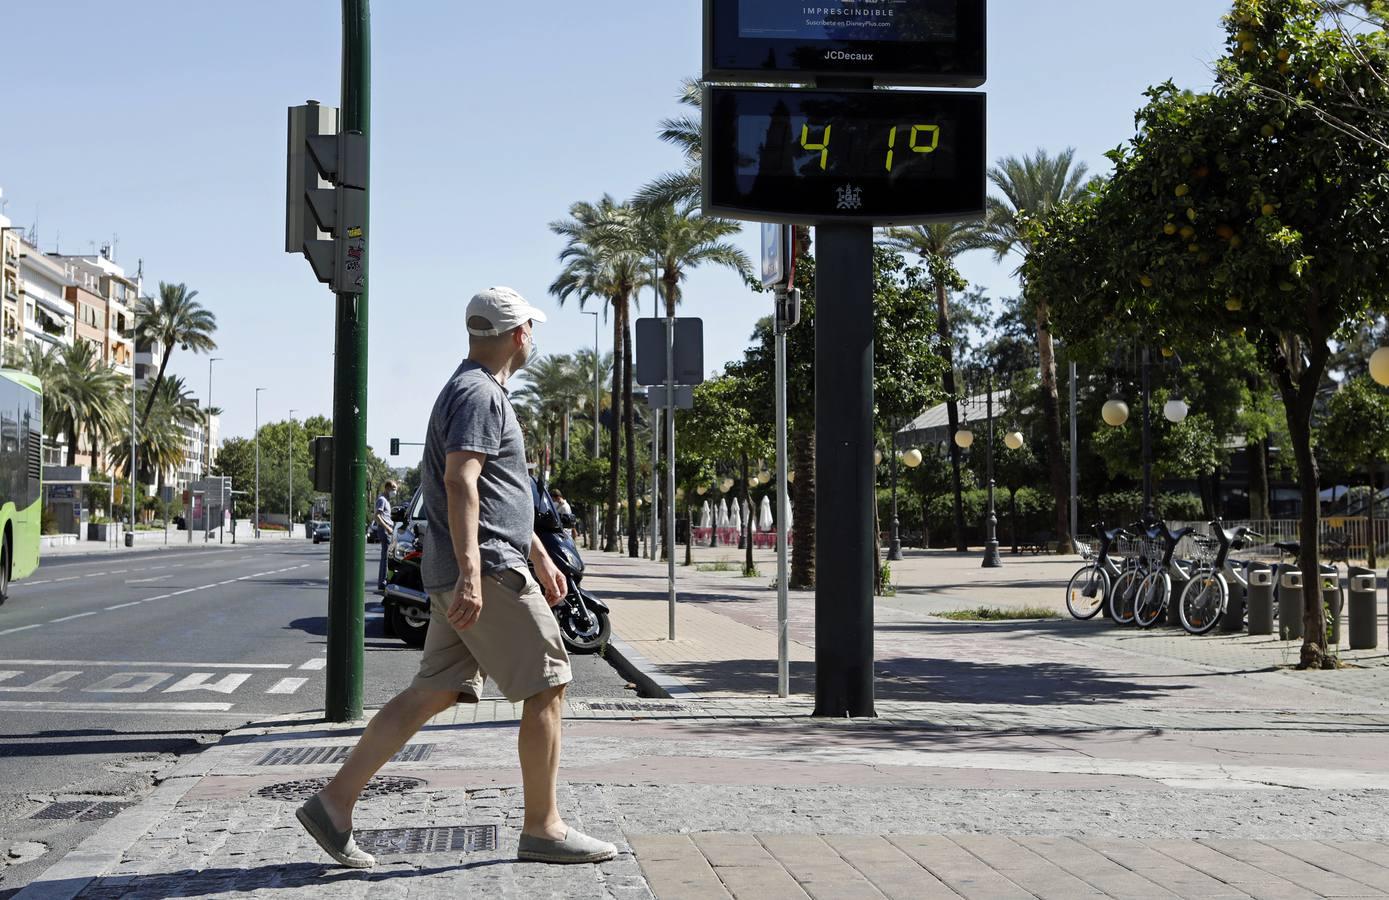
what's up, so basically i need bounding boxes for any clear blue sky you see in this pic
[1,1,1229,469]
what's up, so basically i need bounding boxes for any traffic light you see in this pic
[309,436,334,492]
[286,102,368,294]
[389,438,400,456]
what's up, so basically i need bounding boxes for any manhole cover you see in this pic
[30,801,132,822]
[254,775,425,803]
[356,825,497,856]
[256,744,432,766]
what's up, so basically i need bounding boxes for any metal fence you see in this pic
[1170,518,1389,563]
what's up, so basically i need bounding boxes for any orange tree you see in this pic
[1028,0,1389,668]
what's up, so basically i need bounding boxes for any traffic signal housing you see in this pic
[310,436,334,492]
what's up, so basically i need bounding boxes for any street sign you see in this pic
[761,223,795,291]
[704,0,986,88]
[635,318,705,386]
[646,385,695,410]
[704,86,986,225]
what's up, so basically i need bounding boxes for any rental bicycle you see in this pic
[1066,524,1136,620]
[1133,520,1202,629]
[1178,521,1262,635]
[1109,525,1160,625]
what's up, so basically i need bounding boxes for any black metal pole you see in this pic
[814,223,876,719]
[1141,347,1154,521]
[983,373,1001,568]
[325,0,370,722]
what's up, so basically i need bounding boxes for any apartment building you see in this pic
[17,241,76,355]
[1,215,21,358]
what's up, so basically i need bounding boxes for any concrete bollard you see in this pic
[1248,566,1274,635]
[1279,570,1304,641]
[1348,567,1378,650]
[1221,570,1248,633]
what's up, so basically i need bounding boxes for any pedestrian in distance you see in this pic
[550,488,576,541]
[373,479,397,593]
[296,287,617,868]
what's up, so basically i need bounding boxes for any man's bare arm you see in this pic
[443,451,486,629]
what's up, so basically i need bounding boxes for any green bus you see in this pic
[0,370,42,602]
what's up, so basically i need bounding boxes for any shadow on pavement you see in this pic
[657,655,1192,705]
[19,861,500,898]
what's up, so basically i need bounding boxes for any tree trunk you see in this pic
[624,303,638,558]
[685,503,693,567]
[604,301,623,553]
[1035,300,1073,553]
[1009,487,1018,554]
[937,281,967,552]
[561,409,570,462]
[140,344,172,428]
[1273,340,1330,670]
[1367,467,1377,570]
[65,424,77,468]
[1249,438,1271,521]
[790,428,815,589]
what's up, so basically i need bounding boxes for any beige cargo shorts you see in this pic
[411,568,572,703]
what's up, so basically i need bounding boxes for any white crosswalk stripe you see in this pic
[267,677,309,695]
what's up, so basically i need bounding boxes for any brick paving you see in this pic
[12,547,1389,899]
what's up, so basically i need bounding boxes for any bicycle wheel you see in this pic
[1109,570,1141,625]
[1065,565,1110,620]
[1179,572,1228,635]
[1134,573,1171,628]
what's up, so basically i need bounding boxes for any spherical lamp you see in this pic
[757,469,771,483]
[697,485,708,496]
[1004,431,1025,451]
[1102,398,1130,427]
[1371,347,1389,387]
[954,428,975,449]
[748,477,758,488]
[787,469,796,484]
[720,478,734,494]
[1163,397,1190,424]
[874,449,883,466]
[901,448,923,468]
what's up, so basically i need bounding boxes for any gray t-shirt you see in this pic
[420,360,533,592]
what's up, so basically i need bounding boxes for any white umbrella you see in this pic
[758,495,774,532]
[786,502,793,532]
[741,499,751,528]
[701,500,712,529]
[730,502,742,535]
[722,498,732,527]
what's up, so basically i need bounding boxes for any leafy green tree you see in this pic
[132,282,217,428]
[981,148,1093,552]
[683,375,771,576]
[1031,0,1389,667]
[644,199,752,317]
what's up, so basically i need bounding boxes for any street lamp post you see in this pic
[205,357,223,480]
[288,408,298,540]
[982,373,1002,568]
[888,423,903,562]
[254,387,266,538]
[1140,347,1155,521]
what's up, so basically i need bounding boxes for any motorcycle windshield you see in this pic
[531,476,562,532]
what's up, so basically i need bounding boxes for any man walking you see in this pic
[373,479,397,592]
[296,287,616,867]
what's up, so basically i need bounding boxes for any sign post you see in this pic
[704,0,987,718]
[764,223,797,699]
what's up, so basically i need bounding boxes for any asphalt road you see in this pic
[0,539,633,893]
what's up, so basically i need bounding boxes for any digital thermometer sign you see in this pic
[705,0,986,87]
[702,86,986,224]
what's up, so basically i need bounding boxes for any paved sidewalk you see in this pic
[13,547,1389,898]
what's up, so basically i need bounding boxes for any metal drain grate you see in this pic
[356,825,497,856]
[256,744,433,766]
[31,801,132,821]
[255,775,425,803]
[581,701,692,713]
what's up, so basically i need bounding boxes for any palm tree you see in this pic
[884,222,988,551]
[568,348,614,456]
[132,282,217,428]
[550,197,646,555]
[634,78,703,211]
[10,343,63,454]
[642,199,753,317]
[110,376,201,491]
[42,341,126,468]
[981,149,1091,552]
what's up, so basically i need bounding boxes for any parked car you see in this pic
[312,521,331,544]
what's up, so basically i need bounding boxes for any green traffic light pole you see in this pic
[326,0,370,723]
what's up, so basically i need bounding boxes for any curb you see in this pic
[603,635,702,701]
[13,737,229,900]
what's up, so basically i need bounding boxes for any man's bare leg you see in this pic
[519,684,567,840]
[316,686,458,830]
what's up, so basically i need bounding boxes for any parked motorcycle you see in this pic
[382,480,611,654]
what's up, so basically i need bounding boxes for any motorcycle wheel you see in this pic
[389,603,430,648]
[557,604,611,655]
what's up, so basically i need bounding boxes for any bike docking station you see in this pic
[702,0,988,717]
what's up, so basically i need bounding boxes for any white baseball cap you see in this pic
[465,286,548,336]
